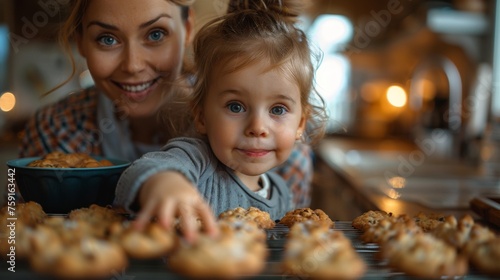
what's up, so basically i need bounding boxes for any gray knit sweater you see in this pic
[114,137,292,220]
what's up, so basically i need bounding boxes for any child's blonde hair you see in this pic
[191,0,327,145]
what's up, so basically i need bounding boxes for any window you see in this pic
[307,15,354,133]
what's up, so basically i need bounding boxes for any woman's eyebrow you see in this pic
[86,21,118,30]
[86,14,172,30]
[139,14,172,29]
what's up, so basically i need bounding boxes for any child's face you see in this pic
[77,0,193,118]
[196,60,306,178]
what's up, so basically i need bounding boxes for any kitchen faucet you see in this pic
[409,54,464,158]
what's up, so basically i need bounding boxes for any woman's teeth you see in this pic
[121,82,152,92]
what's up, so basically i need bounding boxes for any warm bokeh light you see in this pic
[387,188,401,200]
[386,85,407,108]
[388,176,406,189]
[0,92,16,112]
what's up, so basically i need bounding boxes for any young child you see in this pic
[114,0,328,241]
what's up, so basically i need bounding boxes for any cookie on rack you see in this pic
[218,206,275,229]
[0,223,35,260]
[53,238,128,279]
[68,204,125,238]
[28,224,128,279]
[42,216,96,244]
[109,221,176,259]
[351,210,392,232]
[279,208,334,228]
[462,223,497,255]
[68,204,123,223]
[467,236,500,275]
[361,214,421,244]
[0,202,47,260]
[431,214,475,249]
[380,231,468,278]
[459,222,499,275]
[28,224,65,275]
[0,201,47,226]
[168,219,267,278]
[413,211,446,232]
[282,221,366,279]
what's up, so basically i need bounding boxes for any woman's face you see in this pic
[77,0,193,118]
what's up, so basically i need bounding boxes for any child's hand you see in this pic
[133,171,219,242]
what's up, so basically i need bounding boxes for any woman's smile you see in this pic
[113,77,161,102]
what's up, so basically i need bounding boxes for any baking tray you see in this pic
[1,221,497,279]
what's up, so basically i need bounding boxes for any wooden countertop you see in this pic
[316,136,500,222]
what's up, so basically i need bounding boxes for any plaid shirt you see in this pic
[273,142,313,208]
[19,87,314,208]
[19,88,103,157]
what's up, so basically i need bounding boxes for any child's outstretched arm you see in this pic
[114,138,220,240]
[133,170,219,242]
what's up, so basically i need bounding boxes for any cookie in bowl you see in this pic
[27,152,114,168]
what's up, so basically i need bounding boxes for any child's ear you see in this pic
[194,107,207,134]
[295,115,306,140]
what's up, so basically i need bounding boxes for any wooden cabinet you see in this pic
[310,154,379,221]
[7,0,67,42]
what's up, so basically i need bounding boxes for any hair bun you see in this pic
[226,0,304,22]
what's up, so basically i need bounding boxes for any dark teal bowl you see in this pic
[6,157,130,214]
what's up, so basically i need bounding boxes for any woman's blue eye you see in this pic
[149,30,164,41]
[228,103,244,113]
[271,106,287,115]
[98,36,117,46]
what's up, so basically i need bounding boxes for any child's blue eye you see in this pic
[148,30,165,41]
[98,36,117,46]
[270,106,287,115]
[228,103,244,113]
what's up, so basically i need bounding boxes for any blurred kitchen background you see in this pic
[0,0,499,219]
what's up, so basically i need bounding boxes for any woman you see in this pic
[19,0,314,209]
